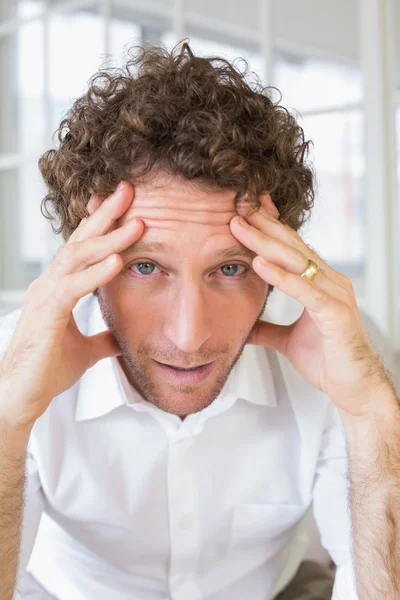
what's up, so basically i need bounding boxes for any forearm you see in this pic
[340,387,400,598]
[0,416,31,600]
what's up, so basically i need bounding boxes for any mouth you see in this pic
[158,362,211,371]
[153,359,215,385]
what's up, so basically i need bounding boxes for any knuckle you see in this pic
[275,268,288,286]
[316,267,327,283]
[58,241,82,266]
[52,245,70,270]
[70,218,89,242]
[293,248,306,265]
[343,286,355,305]
[47,244,78,278]
[26,276,41,297]
[291,230,305,251]
[66,240,82,257]
[313,287,330,309]
[54,277,77,306]
[341,274,354,293]
[80,264,98,291]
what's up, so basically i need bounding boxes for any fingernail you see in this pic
[236,216,249,228]
[114,181,125,196]
[256,256,268,267]
[105,255,117,268]
[127,218,138,229]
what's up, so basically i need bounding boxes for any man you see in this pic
[0,43,399,600]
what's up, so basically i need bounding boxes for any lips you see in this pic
[156,361,211,371]
[153,359,215,385]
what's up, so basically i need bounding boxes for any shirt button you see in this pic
[176,436,194,450]
[169,573,201,600]
[170,573,188,586]
[178,515,194,530]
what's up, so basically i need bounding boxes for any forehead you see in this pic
[118,172,238,231]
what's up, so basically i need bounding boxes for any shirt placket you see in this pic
[167,432,202,600]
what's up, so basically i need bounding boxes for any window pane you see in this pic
[0,169,23,289]
[300,110,365,276]
[396,105,400,262]
[0,165,49,292]
[0,20,45,156]
[186,0,258,31]
[49,9,103,133]
[0,0,16,22]
[18,0,44,19]
[18,19,46,156]
[20,162,49,279]
[275,55,362,113]
[162,33,263,80]
[110,17,141,64]
[0,32,19,154]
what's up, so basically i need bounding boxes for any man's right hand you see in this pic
[0,181,143,431]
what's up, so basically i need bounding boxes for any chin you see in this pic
[133,373,222,415]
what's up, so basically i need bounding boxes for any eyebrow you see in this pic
[120,241,167,257]
[120,241,256,261]
[215,245,256,260]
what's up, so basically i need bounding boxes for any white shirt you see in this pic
[0,293,366,600]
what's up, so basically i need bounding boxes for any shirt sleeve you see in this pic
[311,400,359,600]
[13,441,47,599]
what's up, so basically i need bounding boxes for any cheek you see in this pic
[213,277,268,328]
[100,282,157,345]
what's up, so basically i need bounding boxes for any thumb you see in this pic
[87,330,122,365]
[247,320,292,357]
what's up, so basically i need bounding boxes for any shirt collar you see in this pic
[75,294,277,422]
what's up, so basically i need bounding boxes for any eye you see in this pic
[131,262,160,276]
[219,264,247,277]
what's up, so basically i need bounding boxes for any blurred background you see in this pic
[0,0,399,353]
[2,0,400,572]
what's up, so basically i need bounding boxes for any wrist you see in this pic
[0,388,35,451]
[0,414,33,454]
[337,378,398,418]
[339,385,400,440]
[0,375,40,430]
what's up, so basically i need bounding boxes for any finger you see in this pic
[86,330,122,364]
[87,195,103,214]
[231,216,350,303]
[231,216,307,272]
[232,207,349,291]
[231,215,352,297]
[252,257,351,316]
[259,192,280,220]
[53,254,124,313]
[236,190,280,221]
[52,219,144,276]
[70,180,135,242]
[247,319,292,356]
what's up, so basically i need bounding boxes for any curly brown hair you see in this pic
[39,42,314,241]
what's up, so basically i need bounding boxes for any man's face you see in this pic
[97,172,269,417]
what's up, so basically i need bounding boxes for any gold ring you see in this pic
[300,260,319,281]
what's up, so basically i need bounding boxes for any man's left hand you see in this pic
[230,194,395,417]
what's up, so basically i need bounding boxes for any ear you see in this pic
[259,192,280,220]
[87,195,103,215]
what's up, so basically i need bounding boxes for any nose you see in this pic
[163,279,212,354]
